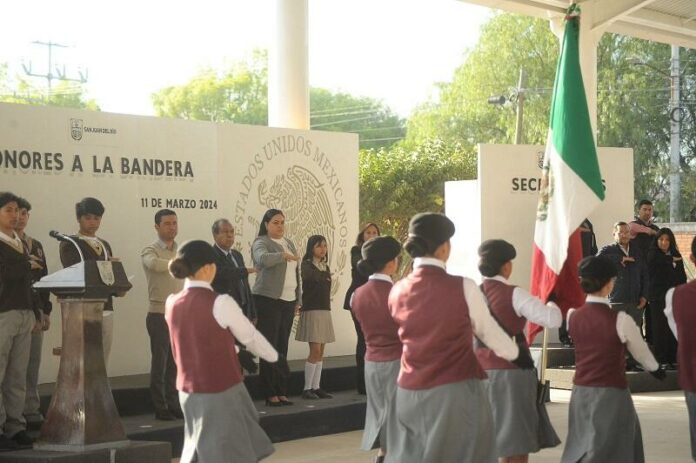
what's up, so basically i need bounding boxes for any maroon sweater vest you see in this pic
[166,287,243,393]
[569,302,627,389]
[389,265,486,390]
[352,279,402,362]
[476,279,527,370]
[673,281,696,392]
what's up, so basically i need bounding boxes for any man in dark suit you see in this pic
[211,218,256,322]
[211,219,258,374]
[597,221,649,330]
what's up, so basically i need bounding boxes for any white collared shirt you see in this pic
[0,230,22,249]
[567,295,658,372]
[484,275,562,329]
[664,288,678,340]
[177,280,278,362]
[413,258,519,361]
[368,273,393,284]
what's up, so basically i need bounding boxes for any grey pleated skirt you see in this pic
[485,368,543,457]
[561,385,644,463]
[295,309,335,343]
[386,379,496,463]
[361,359,400,451]
[179,382,275,463]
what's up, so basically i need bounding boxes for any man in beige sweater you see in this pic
[141,209,183,421]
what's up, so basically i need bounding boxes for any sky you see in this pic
[0,0,492,118]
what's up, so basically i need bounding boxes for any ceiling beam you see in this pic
[592,0,658,31]
[621,8,696,38]
[456,0,565,18]
[608,22,696,50]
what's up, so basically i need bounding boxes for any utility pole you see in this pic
[22,41,88,99]
[515,68,526,145]
[669,45,681,223]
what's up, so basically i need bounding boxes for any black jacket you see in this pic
[211,245,256,321]
[301,260,331,311]
[0,239,37,318]
[597,243,649,304]
[343,245,368,310]
[59,236,115,311]
[647,249,687,303]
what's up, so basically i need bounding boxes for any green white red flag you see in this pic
[527,4,605,344]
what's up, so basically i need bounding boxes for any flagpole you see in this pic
[540,326,549,385]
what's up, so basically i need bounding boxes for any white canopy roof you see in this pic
[462,0,696,49]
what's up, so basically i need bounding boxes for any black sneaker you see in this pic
[0,435,19,451]
[11,430,34,448]
[169,408,184,419]
[301,389,319,400]
[312,388,333,399]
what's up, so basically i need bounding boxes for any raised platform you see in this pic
[30,355,365,459]
[0,440,170,463]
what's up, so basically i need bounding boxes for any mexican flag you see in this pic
[527,4,605,344]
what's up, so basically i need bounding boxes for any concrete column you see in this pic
[269,0,309,129]
[577,2,605,140]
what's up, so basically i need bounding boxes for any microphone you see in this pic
[49,230,70,242]
[49,231,85,263]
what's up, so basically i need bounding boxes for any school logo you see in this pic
[70,118,83,141]
[256,165,346,297]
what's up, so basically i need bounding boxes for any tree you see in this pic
[0,63,99,110]
[359,139,476,240]
[403,13,696,221]
[151,50,405,149]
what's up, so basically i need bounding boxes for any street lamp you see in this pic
[487,68,527,145]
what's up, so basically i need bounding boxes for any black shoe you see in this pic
[302,389,320,400]
[11,430,34,448]
[0,435,19,451]
[155,410,176,421]
[313,388,333,399]
[265,399,283,407]
[374,456,385,463]
[169,408,184,419]
[279,397,294,406]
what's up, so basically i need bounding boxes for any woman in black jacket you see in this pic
[343,223,380,394]
[647,227,687,367]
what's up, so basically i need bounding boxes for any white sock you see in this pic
[312,361,323,390]
[304,362,317,390]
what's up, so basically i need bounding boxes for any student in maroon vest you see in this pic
[387,213,533,463]
[561,255,664,463]
[475,239,562,463]
[165,240,280,463]
[351,236,402,463]
[664,235,696,461]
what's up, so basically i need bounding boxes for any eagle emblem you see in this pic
[536,155,554,222]
[255,165,346,298]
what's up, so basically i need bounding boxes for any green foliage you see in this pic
[152,50,268,124]
[359,139,476,240]
[404,14,558,152]
[403,13,696,222]
[0,63,99,110]
[151,50,404,149]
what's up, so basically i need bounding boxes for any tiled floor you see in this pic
[174,389,692,462]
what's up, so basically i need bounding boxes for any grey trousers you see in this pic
[0,310,34,436]
[686,391,696,461]
[23,330,43,421]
